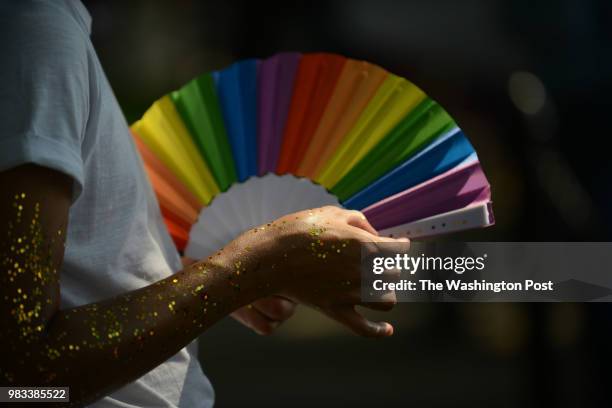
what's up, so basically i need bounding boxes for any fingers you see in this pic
[360,287,397,311]
[374,234,411,246]
[327,306,394,338]
[313,206,410,248]
[231,306,279,336]
[345,210,378,236]
[251,296,297,321]
[232,296,297,335]
[361,301,395,312]
[342,211,410,248]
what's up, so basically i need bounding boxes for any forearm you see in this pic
[2,237,272,406]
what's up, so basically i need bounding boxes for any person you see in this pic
[0,1,407,406]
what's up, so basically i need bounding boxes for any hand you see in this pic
[260,206,409,338]
[230,296,296,335]
[182,258,297,335]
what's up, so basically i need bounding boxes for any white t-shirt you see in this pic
[0,1,215,406]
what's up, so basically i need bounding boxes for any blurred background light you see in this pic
[508,71,547,115]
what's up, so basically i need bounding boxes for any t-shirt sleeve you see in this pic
[0,2,91,200]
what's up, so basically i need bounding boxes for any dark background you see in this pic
[84,1,612,406]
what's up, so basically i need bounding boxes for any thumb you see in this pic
[327,306,394,338]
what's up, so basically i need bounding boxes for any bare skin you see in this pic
[0,164,408,407]
[181,257,298,335]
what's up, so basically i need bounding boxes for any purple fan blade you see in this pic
[257,52,301,175]
[363,160,491,231]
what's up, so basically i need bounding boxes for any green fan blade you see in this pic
[171,73,237,191]
[331,98,455,201]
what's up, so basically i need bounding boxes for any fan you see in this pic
[131,52,494,259]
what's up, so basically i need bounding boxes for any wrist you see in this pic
[214,227,284,301]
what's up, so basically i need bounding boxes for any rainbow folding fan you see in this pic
[131,52,494,259]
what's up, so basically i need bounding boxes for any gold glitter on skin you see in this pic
[1,194,59,342]
[0,190,254,398]
[2,186,322,404]
[2,185,393,405]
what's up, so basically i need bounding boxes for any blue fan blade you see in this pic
[214,59,258,182]
[343,128,475,210]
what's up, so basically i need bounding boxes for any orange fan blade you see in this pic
[132,130,203,225]
[163,215,189,251]
[143,162,199,227]
[297,59,388,178]
[276,53,346,174]
[160,204,192,235]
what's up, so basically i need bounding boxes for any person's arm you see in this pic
[0,165,403,407]
[181,256,297,335]
[0,165,273,405]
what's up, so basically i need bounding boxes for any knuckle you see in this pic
[271,301,295,320]
[350,209,364,218]
[382,289,398,302]
[257,322,277,336]
[381,299,397,310]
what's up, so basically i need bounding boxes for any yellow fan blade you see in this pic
[315,74,426,189]
[131,95,219,204]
